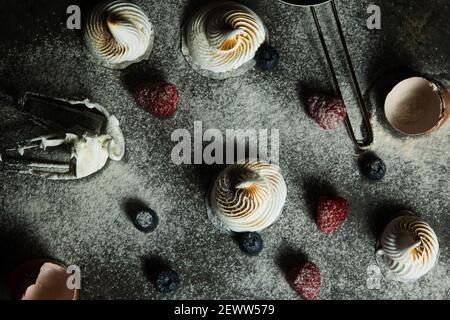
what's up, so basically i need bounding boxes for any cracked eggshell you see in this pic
[384,77,449,135]
[10,260,79,300]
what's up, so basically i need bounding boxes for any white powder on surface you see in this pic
[369,109,449,167]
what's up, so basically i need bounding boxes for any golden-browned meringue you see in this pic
[84,0,154,69]
[378,213,439,282]
[208,160,287,232]
[184,1,266,73]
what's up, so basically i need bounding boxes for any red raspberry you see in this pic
[134,82,179,118]
[307,94,347,130]
[288,261,321,300]
[316,196,349,234]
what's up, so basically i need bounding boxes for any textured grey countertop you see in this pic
[0,0,448,300]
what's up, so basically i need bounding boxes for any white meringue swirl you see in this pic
[84,0,154,69]
[209,160,287,232]
[184,1,266,73]
[379,214,439,282]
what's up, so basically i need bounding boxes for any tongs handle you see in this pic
[310,0,373,149]
[0,153,71,174]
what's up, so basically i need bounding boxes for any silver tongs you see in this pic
[279,0,373,149]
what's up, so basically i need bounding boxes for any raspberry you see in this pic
[288,262,321,300]
[307,94,347,130]
[316,196,349,234]
[134,82,179,118]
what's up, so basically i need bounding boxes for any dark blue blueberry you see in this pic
[255,44,280,71]
[132,208,158,233]
[154,270,179,293]
[239,232,264,255]
[359,154,386,180]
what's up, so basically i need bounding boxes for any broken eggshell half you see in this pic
[10,260,79,300]
[384,77,450,135]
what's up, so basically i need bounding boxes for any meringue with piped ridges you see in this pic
[208,160,287,232]
[84,0,154,69]
[378,214,439,282]
[184,1,266,73]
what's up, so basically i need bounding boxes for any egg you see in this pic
[384,77,450,135]
[10,260,79,300]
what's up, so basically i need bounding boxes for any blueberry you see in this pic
[359,154,386,180]
[255,44,280,71]
[132,208,158,233]
[154,270,179,293]
[239,232,264,255]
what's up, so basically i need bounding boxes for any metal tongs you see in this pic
[279,0,373,149]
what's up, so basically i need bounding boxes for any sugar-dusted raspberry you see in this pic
[316,196,349,234]
[288,261,321,300]
[134,82,179,118]
[307,94,347,130]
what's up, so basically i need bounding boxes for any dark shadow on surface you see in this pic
[190,140,227,195]
[190,136,274,195]
[361,0,444,139]
[0,0,69,46]
[0,226,49,300]
[74,0,104,13]
[141,256,172,285]
[181,0,263,30]
[122,198,151,223]
[0,0,94,99]
[181,0,210,25]
[366,202,413,240]
[297,80,336,117]
[230,232,241,248]
[120,67,167,95]
[301,176,337,221]
[364,65,417,138]
[276,246,307,277]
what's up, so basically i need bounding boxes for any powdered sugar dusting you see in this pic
[135,211,154,228]
[316,197,349,234]
[288,262,321,300]
[308,95,347,130]
[134,82,180,118]
[370,112,450,166]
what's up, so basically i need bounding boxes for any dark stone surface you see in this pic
[0,0,448,299]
